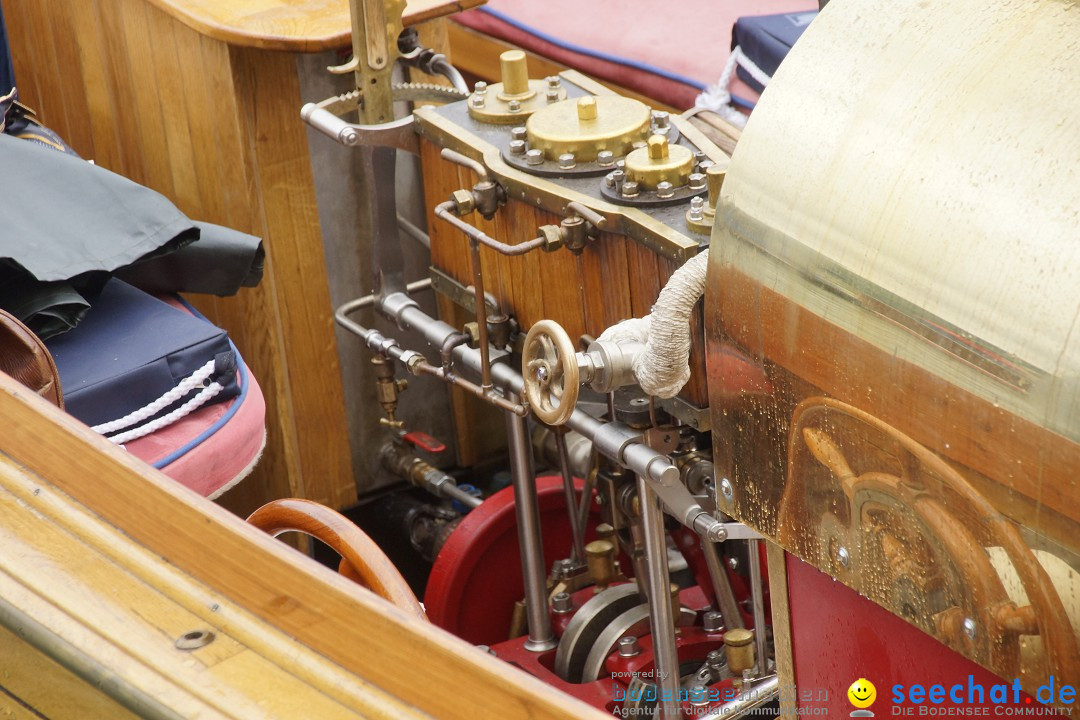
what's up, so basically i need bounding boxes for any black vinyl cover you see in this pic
[0,133,263,338]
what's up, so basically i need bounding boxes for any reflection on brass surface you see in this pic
[706,0,1080,699]
[526,95,651,162]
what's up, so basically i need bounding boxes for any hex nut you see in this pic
[450,189,475,216]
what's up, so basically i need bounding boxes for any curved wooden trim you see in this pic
[138,0,485,52]
[247,498,427,620]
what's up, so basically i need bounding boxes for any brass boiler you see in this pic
[708,0,1080,696]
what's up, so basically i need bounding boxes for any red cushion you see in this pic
[454,0,817,109]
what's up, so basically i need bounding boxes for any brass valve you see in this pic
[686,163,727,235]
[373,355,408,429]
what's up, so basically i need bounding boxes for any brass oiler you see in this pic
[723,628,756,677]
[624,134,694,190]
[585,539,616,591]
[468,50,566,124]
[525,95,651,162]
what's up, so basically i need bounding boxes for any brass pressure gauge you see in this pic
[525,95,652,162]
[624,134,694,190]
[468,51,567,124]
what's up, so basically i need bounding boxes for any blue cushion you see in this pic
[46,279,239,427]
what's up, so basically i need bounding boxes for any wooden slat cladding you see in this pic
[421,139,709,407]
[2,0,357,513]
[0,374,608,720]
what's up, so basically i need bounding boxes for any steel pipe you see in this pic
[747,540,770,674]
[506,394,557,652]
[638,474,681,720]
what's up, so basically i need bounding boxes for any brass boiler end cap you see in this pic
[498,50,534,100]
[625,134,693,190]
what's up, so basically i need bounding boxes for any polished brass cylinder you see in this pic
[724,628,755,677]
[585,539,615,590]
[499,50,531,98]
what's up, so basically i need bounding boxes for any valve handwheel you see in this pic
[522,320,580,426]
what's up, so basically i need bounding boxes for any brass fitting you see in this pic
[373,356,407,429]
[577,96,598,121]
[585,539,616,591]
[450,189,475,216]
[624,133,694,190]
[537,224,564,252]
[724,628,756,677]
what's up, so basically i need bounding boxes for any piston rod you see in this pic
[638,474,681,720]
[506,393,557,652]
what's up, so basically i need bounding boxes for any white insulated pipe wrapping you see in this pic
[597,250,708,399]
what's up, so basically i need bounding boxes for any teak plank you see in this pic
[0,374,607,720]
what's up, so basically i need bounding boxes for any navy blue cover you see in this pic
[46,279,239,427]
[733,11,816,93]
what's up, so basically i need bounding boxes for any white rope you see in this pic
[693,46,774,129]
[107,381,225,446]
[92,359,219,434]
[597,251,709,399]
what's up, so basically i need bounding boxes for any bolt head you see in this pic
[470,94,486,108]
[727,556,739,571]
[604,172,618,188]
[552,591,572,613]
[511,126,527,141]
[618,636,641,657]
[508,99,522,113]
[652,110,670,128]
[719,477,734,501]
[963,617,977,639]
[698,159,715,172]
[703,610,724,633]
[689,172,707,190]
[526,148,544,166]
[656,181,675,199]
[837,546,851,567]
[509,139,526,155]
[558,152,576,169]
[596,150,615,167]
[689,685,710,707]
[546,90,561,103]
[474,81,488,94]
[546,75,562,89]
[620,180,640,198]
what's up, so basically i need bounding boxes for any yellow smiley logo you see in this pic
[848,678,877,709]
